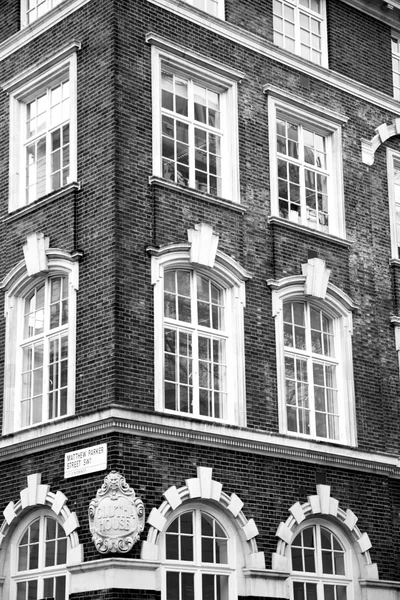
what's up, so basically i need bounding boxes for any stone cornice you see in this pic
[147,0,400,115]
[1,407,399,478]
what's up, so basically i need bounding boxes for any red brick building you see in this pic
[0,0,399,599]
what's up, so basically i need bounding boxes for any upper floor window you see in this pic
[267,90,346,238]
[1,242,79,434]
[392,37,400,100]
[5,47,78,212]
[14,513,68,599]
[290,523,353,600]
[271,272,356,446]
[164,269,227,420]
[283,301,338,440]
[273,0,327,66]
[150,232,249,426]
[151,42,241,202]
[387,148,400,259]
[22,0,63,27]
[183,0,224,18]
[162,508,234,600]
[21,276,69,428]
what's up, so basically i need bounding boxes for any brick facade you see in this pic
[0,0,399,599]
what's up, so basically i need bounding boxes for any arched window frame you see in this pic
[10,508,69,600]
[1,246,79,434]
[0,473,82,600]
[271,276,357,446]
[160,503,240,600]
[287,518,359,600]
[149,241,251,427]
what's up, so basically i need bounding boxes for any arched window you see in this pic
[13,512,68,599]
[21,275,69,427]
[164,269,227,419]
[289,522,354,600]
[283,300,338,440]
[1,245,79,433]
[271,273,356,446]
[150,239,250,426]
[162,507,236,600]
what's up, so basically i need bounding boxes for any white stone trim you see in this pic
[301,257,331,299]
[68,558,160,593]
[141,466,263,566]
[269,273,357,445]
[267,88,346,238]
[22,233,50,276]
[149,39,241,203]
[146,32,245,81]
[264,84,348,124]
[147,0,400,114]
[148,233,251,427]
[0,0,90,62]
[362,119,400,165]
[5,44,79,212]
[273,484,377,578]
[1,244,80,434]
[0,473,83,565]
[387,148,400,261]
[268,216,353,247]
[2,407,400,478]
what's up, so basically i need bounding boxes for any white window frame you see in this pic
[8,508,70,600]
[182,0,224,19]
[392,35,400,101]
[20,0,64,28]
[5,46,78,212]
[288,519,358,600]
[387,147,400,260]
[272,282,356,446]
[267,88,346,238]
[160,504,239,600]
[273,0,328,68]
[151,246,248,427]
[2,251,78,435]
[150,40,241,203]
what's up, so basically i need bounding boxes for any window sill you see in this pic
[149,175,246,213]
[3,182,80,223]
[268,215,352,247]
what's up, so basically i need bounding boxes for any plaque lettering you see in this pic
[89,471,145,554]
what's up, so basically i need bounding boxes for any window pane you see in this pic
[166,533,179,559]
[167,572,180,600]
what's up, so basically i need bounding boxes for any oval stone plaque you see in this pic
[89,471,145,554]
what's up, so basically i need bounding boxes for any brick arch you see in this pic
[361,119,400,165]
[141,466,265,569]
[272,484,378,579]
[0,473,83,565]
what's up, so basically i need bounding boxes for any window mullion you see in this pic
[298,125,307,228]
[192,272,199,415]
[46,89,51,196]
[188,80,196,190]
[294,2,301,58]
[43,281,51,424]
[305,304,316,437]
